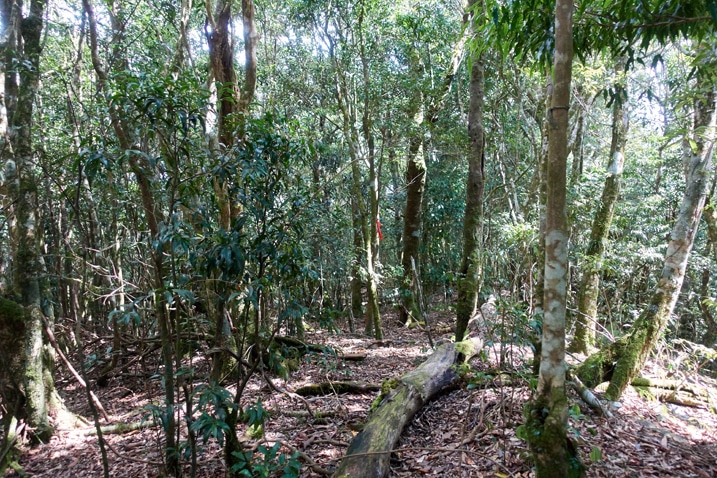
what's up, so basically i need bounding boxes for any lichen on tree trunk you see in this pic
[0,0,56,450]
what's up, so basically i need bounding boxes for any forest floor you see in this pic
[5,302,717,477]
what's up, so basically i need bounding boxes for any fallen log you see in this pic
[331,337,483,478]
[340,353,367,361]
[630,377,709,399]
[632,385,709,408]
[295,381,381,396]
[273,336,365,362]
[79,420,154,436]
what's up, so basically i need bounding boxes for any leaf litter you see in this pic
[4,306,716,477]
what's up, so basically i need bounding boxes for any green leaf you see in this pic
[590,446,603,462]
[689,139,698,153]
[491,5,500,28]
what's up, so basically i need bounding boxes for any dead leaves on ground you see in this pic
[6,310,717,477]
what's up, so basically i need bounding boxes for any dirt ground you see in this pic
[5,307,717,477]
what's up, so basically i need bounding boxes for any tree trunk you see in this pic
[570,59,628,354]
[325,9,382,338]
[400,134,426,325]
[568,88,585,185]
[530,71,552,375]
[331,338,482,478]
[358,3,382,338]
[602,77,715,401]
[206,0,238,384]
[399,24,469,324]
[0,0,55,447]
[455,1,485,342]
[701,200,717,344]
[524,1,582,477]
[83,1,179,474]
[350,196,364,333]
[205,0,257,387]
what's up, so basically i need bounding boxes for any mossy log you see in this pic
[632,386,708,408]
[295,381,380,396]
[331,337,482,478]
[589,375,712,409]
[630,377,709,399]
[79,420,154,436]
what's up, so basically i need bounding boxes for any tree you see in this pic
[578,60,716,399]
[322,0,382,338]
[569,1,717,401]
[205,0,259,383]
[569,58,629,354]
[399,10,469,325]
[81,0,182,473]
[0,0,57,456]
[455,0,485,342]
[523,0,583,476]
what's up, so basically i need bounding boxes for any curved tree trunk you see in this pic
[83,1,179,474]
[570,59,629,354]
[455,0,485,342]
[601,78,715,401]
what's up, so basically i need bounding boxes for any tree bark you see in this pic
[524,1,582,477]
[455,0,485,342]
[701,201,717,344]
[399,23,469,324]
[0,0,55,446]
[331,338,482,478]
[570,59,629,354]
[400,134,426,325]
[602,77,715,401]
[568,88,585,185]
[529,71,552,375]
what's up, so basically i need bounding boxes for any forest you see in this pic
[0,0,716,476]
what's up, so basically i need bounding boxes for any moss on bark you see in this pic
[570,60,628,355]
[525,388,583,478]
[574,336,626,388]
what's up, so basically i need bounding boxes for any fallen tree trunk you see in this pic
[295,381,381,396]
[331,337,482,478]
[632,386,708,408]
